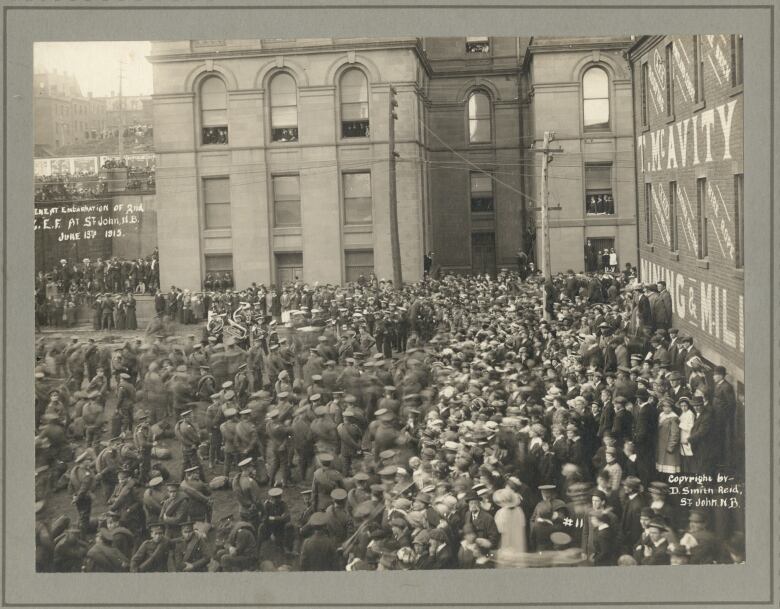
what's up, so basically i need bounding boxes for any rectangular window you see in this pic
[696,177,708,258]
[665,42,674,116]
[693,35,705,104]
[645,183,653,244]
[470,172,494,213]
[466,37,490,54]
[669,181,678,251]
[275,252,303,286]
[344,250,375,283]
[640,62,649,126]
[272,175,301,227]
[734,173,744,268]
[343,172,372,224]
[203,177,231,229]
[205,254,233,273]
[585,164,614,215]
[731,34,744,86]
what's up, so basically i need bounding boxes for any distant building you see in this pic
[34,71,108,156]
[629,34,744,384]
[523,36,637,274]
[95,94,154,131]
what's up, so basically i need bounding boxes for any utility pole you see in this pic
[388,85,403,288]
[118,59,125,159]
[533,131,562,319]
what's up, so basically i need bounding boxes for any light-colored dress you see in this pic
[494,505,527,565]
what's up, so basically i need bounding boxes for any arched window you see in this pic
[340,69,369,138]
[200,76,228,145]
[468,91,491,143]
[270,73,298,142]
[583,67,610,131]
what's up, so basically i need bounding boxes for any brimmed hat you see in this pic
[492,488,520,508]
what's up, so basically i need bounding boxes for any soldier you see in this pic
[196,366,217,402]
[116,372,136,435]
[311,453,345,512]
[180,466,213,524]
[130,523,172,572]
[170,521,211,572]
[265,407,293,487]
[159,480,190,538]
[220,408,240,478]
[310,404,339,457]
[337,409,364,476]
[259,486,291,549]
[291,401,316,485]
[299,512,340,571]
[83,529,129,572]
[81,390,104,449]
[205,393,225,470]
[107,466,144,538]
[142,476,166,525]
[133,412,153,484]
[175,409,204,480]
[324,488,353,547]
[69,450,96,532]
[53,527,89,572]
[218,519,258,572]
[235,408,262,480]
[233,457,265,530]
[234,363,250,408]
[95,440,120,500]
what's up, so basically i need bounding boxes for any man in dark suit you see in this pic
[619,476,646,553]
[633,518,671,565]
[611,396,634,447]
[170,521,211,572]
[688,395,717,475]
[590,509,619,566]
[632,387,657,485]
[464,493,500,548]
[711,365,738,469]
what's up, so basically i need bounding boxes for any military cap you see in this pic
[269,344,280,351]
[309,393,322,402]
[35,372,45,379]
[378,465,397,477]
[180,409,193,417]
[119,372,131,380]
[238,363,247,371]
[379,449,397,461]
[311,374,323,382]
[224,407,238,417]
[74,451,91,463]
[239,408,251,416]
[383,385,396,392]
[268,487,283,497]
[148,476,164,488]
[353,501,375,519]
[224,390,236,400]
[277,391,289,399]
[314,406,328,416]
[318,453,334,464]
[308,512,329,528]
[374,408,388,418]
[300,489,313,496]
[538,484,556,492]
[443,440,460,451]
[184,466,199,474]
[267,408,280,419]
[221,381,233,389]
[331,488,348,501]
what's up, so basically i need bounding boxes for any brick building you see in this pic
[34,71,108,156]
[628,35,744,384]
[523,37,637,274]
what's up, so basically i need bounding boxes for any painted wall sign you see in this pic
[640,258,744,355]
[637,99,738,174]
[34,200,145,243]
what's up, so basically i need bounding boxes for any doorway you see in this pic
[471,232,496,277]
[584,237,614,272]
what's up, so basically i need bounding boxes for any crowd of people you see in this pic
[34,268,745,573]
[35,252,160,329]
[35,172,108,202]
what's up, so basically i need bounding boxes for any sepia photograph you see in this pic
[31,34,747,575]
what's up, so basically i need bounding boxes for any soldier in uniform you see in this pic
[235,408,262,480]
[324,488,353,547]
[116,372,136,435]
[217,519,258,572]
[107,466,144,538]
[220,408,240,478]
[265,407,293,487]
[83,528,129,572]
[180,466,213,524]
[337,408,364,476]
[142,476,166,525]
[130,523,172,572]
[233,457,265,530]
[234,363,251,408]
[95,440,120,500]
[311,453,345,512]
[53,527,89,572]
[196,366,217,402]
[69,450,96,532]
[81,391,104,450]
[170,521,211,572]
[133,412,153,484]
[205,394,225,470]
[299,512,340,571]
[174,409,203,480]
[259,486,292,550]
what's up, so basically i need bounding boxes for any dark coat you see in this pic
[299,531,341,571]
[688,408,717,474]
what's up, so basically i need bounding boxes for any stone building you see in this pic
[523,36,637,274]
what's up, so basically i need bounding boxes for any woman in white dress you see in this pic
[492,488,527,566]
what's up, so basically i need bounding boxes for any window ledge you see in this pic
[693,100,706,112]
[733,267,745,279]
[695,258,710,269]
[730,84,744,97]
[646,244,655,252]
[665,113,676,125]
[339,137,371,143]
[641,123,650,133]
[668,251,680,261]
[203,228,231,238]
[273,226,302,236]
[343,224,373,233]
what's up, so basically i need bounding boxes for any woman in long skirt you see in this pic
[126,294,138,331]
